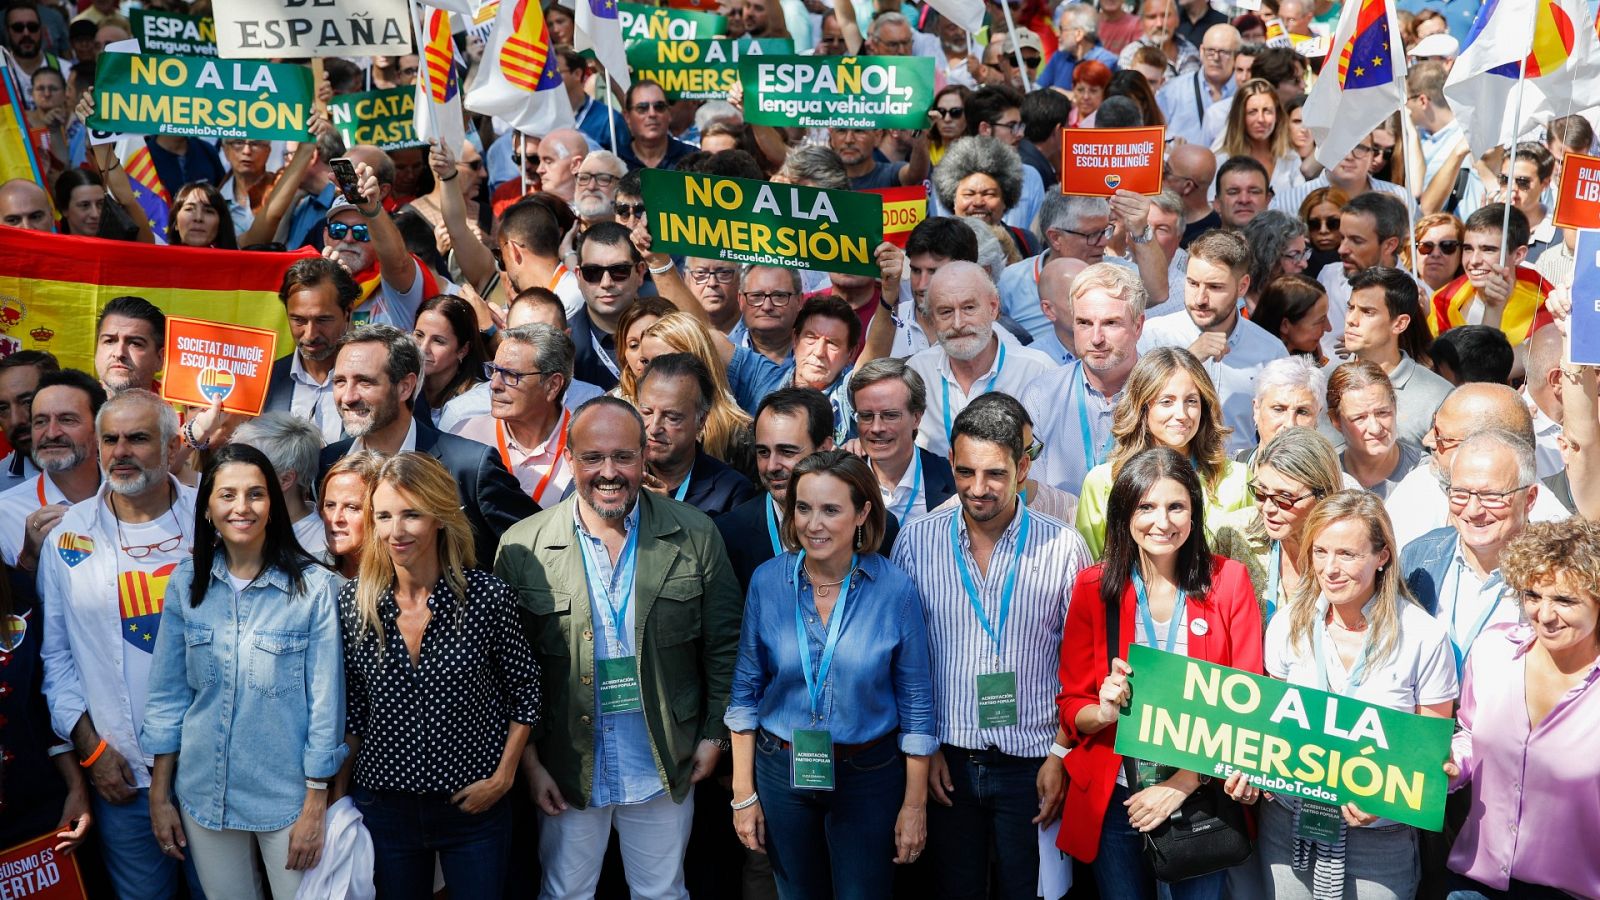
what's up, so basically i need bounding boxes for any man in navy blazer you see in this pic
[261,258,360,444]
[849,357,958,520]
[315,324,536,566]
[636,353,758,519]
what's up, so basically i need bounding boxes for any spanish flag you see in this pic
[1427,267,1556,346]
[0,229,301,376]
[0,54,42,187]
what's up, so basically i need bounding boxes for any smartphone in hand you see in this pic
[330,157,365,206]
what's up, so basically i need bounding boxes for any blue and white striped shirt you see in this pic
[891,503,1091,757]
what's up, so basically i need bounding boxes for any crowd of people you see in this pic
[2,0,1599,898]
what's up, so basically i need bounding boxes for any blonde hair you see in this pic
[351,453,476,644]
[614,296,678,404]
[1220,79,1294,162]
[1246,426,1343,545]
[319,450,386,572]
[1287,490,1416,671]
[1109,348,1231,492]
[639,312,752,461]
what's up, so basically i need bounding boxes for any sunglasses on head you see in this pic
[613,202,646,219]
[631,100,670,114]
[1417,239,1460,255]
[1306,216,1340,231]
[579,262,637,284]
[327,221,371,242]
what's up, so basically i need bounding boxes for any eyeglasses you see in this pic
[614,202,646,219]
[743,290,796,308]
[8,20,39,32]
[1281,246,1312,263]
[579,262,638,284]
[1429,427,1465,455]
[224,139,271,152]
[932,107,965,119]
[854,409,907,425]
[576,172,619,187]
[1350,143,1379,159]
[1200,47,1237,60]
[1025,436,1043,461]
[1445,484,1532,510]
[573,449,643,468]
[121,534,183,560]
[876,39,914,51]
[326,221,371,242]
[688,267,738,284]
[992,119,1026,134]
[1249,484,1320,511]
[1497,174,1536,191]
[1306,216,1340,232]
[1417,239,1460,255]
[483,362,548,388]
[631,100,670,114]
[1058,224,1116,245]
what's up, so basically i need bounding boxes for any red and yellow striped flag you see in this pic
[1428,267,1555,346]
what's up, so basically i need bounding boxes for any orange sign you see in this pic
[865,185,927,248]
[1061,126,1165,197]
[1553,151,1600,230]
[0,832,88,899]
[159,315,280,416]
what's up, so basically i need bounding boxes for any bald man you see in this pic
[1164,143,1220,247]
[1035,256,1088,364]
[0,179,52,232]
[536,129,590,204]
[1524,324,1567,479]
[1386,383,1572,547]
[1157,24,1240,145]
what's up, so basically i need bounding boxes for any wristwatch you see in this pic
[1129,223,1155,245]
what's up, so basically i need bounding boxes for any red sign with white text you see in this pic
[1553,151,1600,230]
[0,833,88,899]
[159,315,280,416]
[1061,126,1165,197]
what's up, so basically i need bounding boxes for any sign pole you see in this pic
[996,1,1031,92]
[1500,41,1533,267]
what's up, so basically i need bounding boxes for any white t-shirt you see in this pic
[115,516,190,743]
[293,512,329,561]
[1265,598,1459,713]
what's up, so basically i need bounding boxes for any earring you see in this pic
[855,524,864,550]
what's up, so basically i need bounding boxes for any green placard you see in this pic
[328,87,423,152]
[618,2,727,47]
[740,55,936,130]
[625,38,791,100]
[642,168,883,277]
[131,9,218,56]
[90,52,313,141]
[1113,645,1454,831]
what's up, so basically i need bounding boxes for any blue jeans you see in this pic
[351,784,512,900]
[753,729,905,900]
[924,746,1044,900]
[92,789,207,900]
[1092,783,1228,900]
[1446,873,1576,900]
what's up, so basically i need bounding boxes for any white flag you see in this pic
[464,0,575,136]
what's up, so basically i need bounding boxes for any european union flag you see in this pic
[1341,0,1395,89]
[591,0,618,22]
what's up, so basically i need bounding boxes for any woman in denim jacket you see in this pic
[142,444,347,900]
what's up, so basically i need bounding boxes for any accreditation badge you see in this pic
[1134,759,1178,790]
[790,729,835,790]
[596,656,644,714]
[975,671,1019,728]
[1296,800,1344,843]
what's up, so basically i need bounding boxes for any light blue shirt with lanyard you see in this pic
[942,343,1006,445]
[1439,554,1511,675]
[575,502,662,806]
[791,551,858,788]
[951,504,1030,730]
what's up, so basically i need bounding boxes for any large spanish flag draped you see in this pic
[1427,267,1556,345]
[0,229,301,375]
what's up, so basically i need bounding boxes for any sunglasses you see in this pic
[1306,216,1340,232]
[1497,175,1536,191]
[326,221,371,242]
[933,107,965,119]
[631,100,670,114]
[613,202,646,218]
[8,20,40,32]
[1417,239,1460,255]
[1249,484,1320,511]
[579,262,637,284]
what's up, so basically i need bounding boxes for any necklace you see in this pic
[1327,612,1369,633]
[805,567,850,596]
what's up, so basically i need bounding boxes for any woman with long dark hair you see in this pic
[412,294,491,431]
[52,168,106,236]
[165,181,238,249]
[142,444,344,899]
[1057,448,1263,900]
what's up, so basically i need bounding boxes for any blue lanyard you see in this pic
[1132,568,1186,653]
[1446,558,1505,674]
[673,473,693,502]
[793,551,858,718]
[1313,603,1372,694]
[578,523,640,654]
[1073,362,1113,470]
[950,503,1031,661]
[1265,541,1282,620]
[766,497,783,555]
[942,343,1006,443]
[888,452,923,522]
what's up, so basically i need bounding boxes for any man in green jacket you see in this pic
[495,396,742,899]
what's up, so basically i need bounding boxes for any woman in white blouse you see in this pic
[1212,79,1306,199]
[1258,490,1458,900]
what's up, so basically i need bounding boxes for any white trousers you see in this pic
[180,807,303,900]
[537,790,695,900]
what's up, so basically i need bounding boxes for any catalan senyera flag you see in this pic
[1301,0,1407,169]
[1445,0,1600,156]
[0,229,299,376]
[414,3,468,153]
[465,0,575,135]
[123,142,172,242]
[0,51,43,187]
[1428,267,1556,345]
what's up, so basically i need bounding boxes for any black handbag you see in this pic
[1107,594,1252,883]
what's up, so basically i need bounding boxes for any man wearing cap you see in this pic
[320,159,440,328]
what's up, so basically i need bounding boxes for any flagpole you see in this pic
[1500,44,1533,268]
[997,1,1031,92]
[1400,113,1421,279]
[605,70,618,155]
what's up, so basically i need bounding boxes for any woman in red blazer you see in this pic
[1056,447,1266,900]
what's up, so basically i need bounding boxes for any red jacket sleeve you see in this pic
[1058,564,1107,745]
[1213,557,1265,675]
